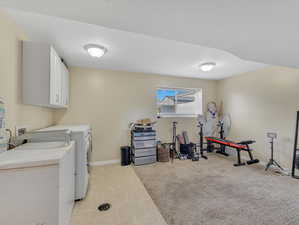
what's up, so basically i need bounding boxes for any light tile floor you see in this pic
[71,164,167,225]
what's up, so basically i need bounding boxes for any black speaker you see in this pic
[121,146,131,166]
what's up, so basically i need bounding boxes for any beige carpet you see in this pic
[134,154,299,225]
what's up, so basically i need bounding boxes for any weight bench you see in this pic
[205,137,260,166]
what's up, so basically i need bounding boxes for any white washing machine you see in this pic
[39,125,91,200]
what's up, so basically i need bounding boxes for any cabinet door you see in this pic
[65,67,69,106]
[50,47,57,105]
[56,57,62,105]
[61,63,69,107]
[50,47,62,106]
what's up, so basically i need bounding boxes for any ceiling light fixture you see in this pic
[199,62,216,72]
[84,44,107,58]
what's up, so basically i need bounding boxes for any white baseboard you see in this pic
[89,159,120,166]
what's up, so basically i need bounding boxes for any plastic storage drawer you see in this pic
[133,132,156,137]
[133,155,156,166]
[133,147,156,157]
[133,140,156,149]
[133,136,156,141]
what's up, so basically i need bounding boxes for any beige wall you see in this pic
[217,66,299,168]
[54,67,217,162]
[0,10,54,134]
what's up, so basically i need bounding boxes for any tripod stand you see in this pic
[265,135,283,171]
[170,121,178,162]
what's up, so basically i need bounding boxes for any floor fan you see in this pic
[219,114,232,138]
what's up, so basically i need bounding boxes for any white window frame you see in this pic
[156,86,203,118]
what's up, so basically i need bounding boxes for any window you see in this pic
[156,87,203,117]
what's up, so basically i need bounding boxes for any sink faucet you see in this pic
[6,129,16,150]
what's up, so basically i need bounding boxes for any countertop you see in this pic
[0,141,74,170]
[39,124,90,135]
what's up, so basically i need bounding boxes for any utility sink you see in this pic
[14,142,68,151]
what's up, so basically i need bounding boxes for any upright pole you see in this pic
[173,121,177,152]
[216,121,228,156]
[199,123,203,152]
[198,122,208,159]
[170,121,178,162]
[220,122,224,139]
[270,138,274,161]
[292,111,299,178]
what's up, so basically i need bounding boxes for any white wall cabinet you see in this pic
[23,41,69,108]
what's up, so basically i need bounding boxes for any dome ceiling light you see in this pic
[84,44,107,58]
[199,62,216,72]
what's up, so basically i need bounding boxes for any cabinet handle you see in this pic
[56,94,59,103]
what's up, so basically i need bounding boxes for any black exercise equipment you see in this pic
[215,121,229,156]
[177,131,200,161]
[205,137,259,166]
[198,120,229,156]
[265,133,283,171]
[180,130,193,158]
[202,120,230,156]
[191,144,200,161]
[292,111,299,179]
[197,121,208,159]
[179,143,193,157]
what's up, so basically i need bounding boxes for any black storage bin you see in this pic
[121,146,131,166]
[180,143,195,158]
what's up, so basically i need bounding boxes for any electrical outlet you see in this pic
[15,126,28,136]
